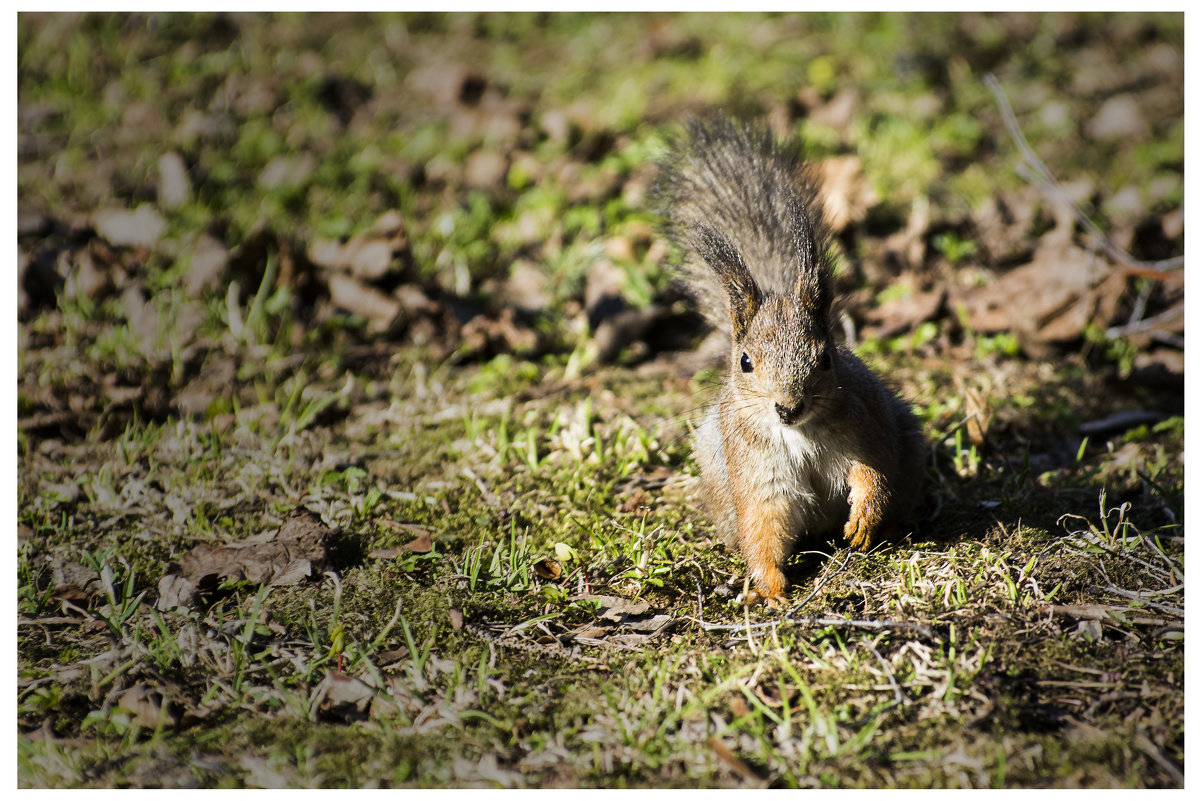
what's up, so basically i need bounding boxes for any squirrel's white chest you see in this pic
[763,422,848,508]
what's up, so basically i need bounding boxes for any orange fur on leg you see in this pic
[844,461,890,551]
[734,493,794,604]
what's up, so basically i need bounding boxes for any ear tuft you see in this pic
[689,224,762,341]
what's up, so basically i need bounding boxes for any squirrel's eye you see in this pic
[740,353,754,373]
[819,349,832,371]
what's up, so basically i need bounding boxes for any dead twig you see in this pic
[1132,732,1185,786]
[786,549,854,612]
[1041,604,1175,627]
[984,74,1184,279]
[699,614,934,640]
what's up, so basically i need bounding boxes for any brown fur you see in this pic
[656,118,925,604]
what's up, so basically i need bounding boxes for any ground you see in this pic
[17,12,1184,788]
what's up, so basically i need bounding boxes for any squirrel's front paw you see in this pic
[846,511,901,552]
[844,514,874,551]
[845,461,889,551]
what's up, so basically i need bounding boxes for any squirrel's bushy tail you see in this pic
[653,117,833,336]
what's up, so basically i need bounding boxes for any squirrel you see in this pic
[654,118,925,606]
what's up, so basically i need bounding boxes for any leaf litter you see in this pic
[17,11,1184,790]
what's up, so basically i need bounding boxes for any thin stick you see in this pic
[785,549,854,613]
[984,74,1183,276]
[699,614,934,640]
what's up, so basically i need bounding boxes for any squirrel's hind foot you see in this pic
[743,588,788,610]
[742,567,788,609]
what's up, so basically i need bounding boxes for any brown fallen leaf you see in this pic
[863,276,946,339]
[460,307,538,356]
[121,284,160,355]
[622,613,675,634]
[184,234,230,297]
[406,62,485,107]
[958,235,1122,352]
[116,683,179,730]
[972,187,1042,267]
[533,558,563,581]
[1086,94,1150,142]
[93,204,165,249]
[314,671,374,723]
[49,558,103,608]
[879,194,931,274]
[64,246,112,302]
[403,532,432,554]
[953,373,994,449]
[174,355,237,417]
[168,509,336,593]
[327,272,401,334]
[156,574,198,611]
[577,594,652,622]
[499,259,552,314]
[157,152,191,210]
[258,153,314,191]
[464,149,509,189]
[345,238,394,281]
[818,154,878,232]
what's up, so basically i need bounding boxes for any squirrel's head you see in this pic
[690,221,838,428]
[732,293,838,428]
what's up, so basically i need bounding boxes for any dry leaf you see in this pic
[258,153,314,190]
[185,234,229,297]
[93,204,165,249]
[623,613,674,634]
[464,150,508,189]
[818,155,878,232]
[170,509,335,592]
[460,308,538,355]
[327,272,401,334]
[1086,94,1150,142]
[452,752,522,788]
[346,238,394,281]
[863,275,945,339]
[157,152,191,210]
[49,559,103,607]
[406,62,484,107]
[500,260,551,313]
[116,683,178,730]
[239,754,292,789]
[156,574,198,610]
[64,247,112,302]
[533,558,562,581]
[402,532,432,554]
[579,594,652,622]
[959,236,1116,348]
[314,671,374,723]
[121,285,160,354]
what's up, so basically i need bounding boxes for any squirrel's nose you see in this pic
[775,401,805,425]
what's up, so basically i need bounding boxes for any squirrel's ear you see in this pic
[787,194,832,320]
[691,224,762,340]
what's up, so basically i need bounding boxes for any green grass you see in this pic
[18,10,1183,790]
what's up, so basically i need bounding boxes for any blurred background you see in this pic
[18,12,1184,413]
